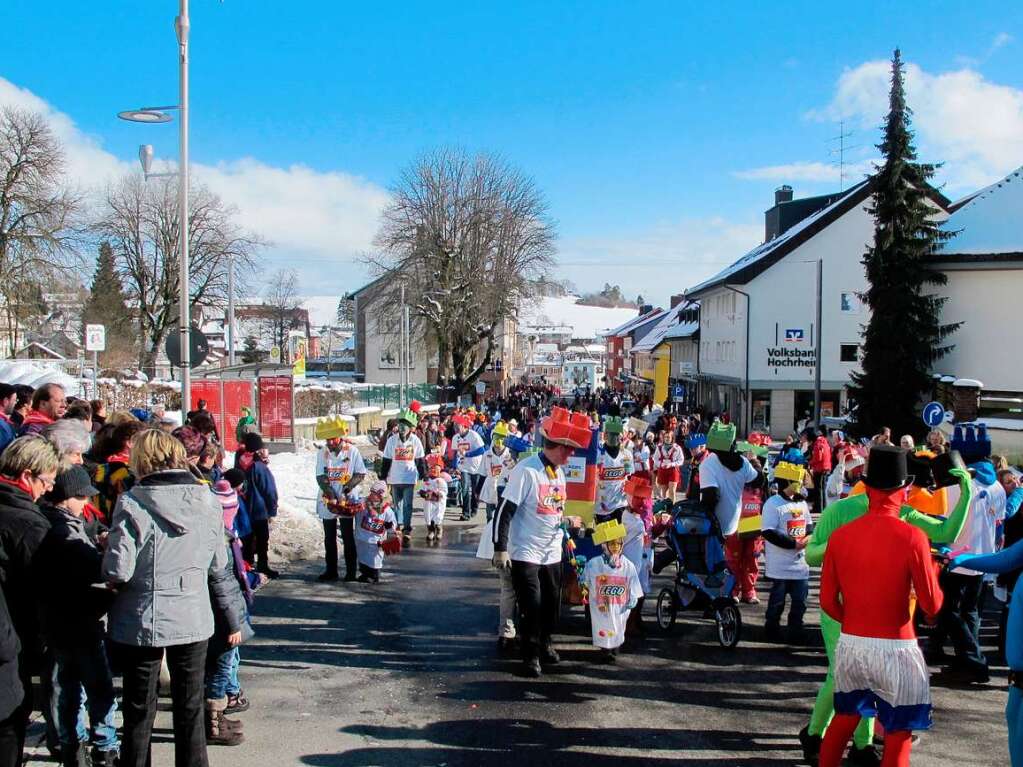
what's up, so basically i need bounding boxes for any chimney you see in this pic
[765,185,795,241]
[638,304,653,316]
[775,185,793,205]
[669,294,685,309]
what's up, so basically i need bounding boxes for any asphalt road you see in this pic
[25,506,1010,766]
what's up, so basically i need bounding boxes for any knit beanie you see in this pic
[242,432,265,453]
[213,479,239,529]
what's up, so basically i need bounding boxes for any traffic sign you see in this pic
[672,383,686,402]
[165,325,210,369]
[475,381,487,395]
[922,401,945,428]
[84,324,105,352]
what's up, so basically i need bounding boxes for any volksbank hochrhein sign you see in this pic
[767,347,816,368]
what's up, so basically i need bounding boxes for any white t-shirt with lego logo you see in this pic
[595,448,632,515]
[452,429,485,475]
[315,445,367,520]
[383,433,424,485]
[480,446,517,505]
[583,555,641,649]
[700,453,758,536]
[760,494,811,579]
[500,454,567,566]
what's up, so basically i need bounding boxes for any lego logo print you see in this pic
[536,482,565,516]
[393,446,414,461]
[600,466,626,481]
[599,584,627,598]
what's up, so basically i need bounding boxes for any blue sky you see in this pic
[4,1,1022,307]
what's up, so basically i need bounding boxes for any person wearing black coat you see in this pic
[0,436,60,767]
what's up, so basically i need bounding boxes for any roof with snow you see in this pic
[938,166,1023,258]
[632,300,700,353]
[519,296,639,341]
[686,180,874,296]
[605,308,665,338]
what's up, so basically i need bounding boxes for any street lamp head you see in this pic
[118,109,174,124]
[138,145,154,176]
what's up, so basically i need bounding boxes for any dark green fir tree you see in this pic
[83,241,135,365]
[847,49,960,439]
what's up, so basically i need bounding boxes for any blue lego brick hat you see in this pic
[950,423,991,461]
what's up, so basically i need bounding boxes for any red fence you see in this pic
[257,376,293,441]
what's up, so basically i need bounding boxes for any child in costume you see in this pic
[630,430,651,481]
[419,460,449,542]
[314,416,367,583]
[379,403,426,542]
[652,429,684,503]
[798,450,973,766]
[582,519,642,663]
[682,433,707,500]
[817,446,943,767]
[479,422,516,522]
[622,475,654,636]
[355,481,399,583]
[760,461,812,642]
[452,413,487,521]
[595,417,632,521]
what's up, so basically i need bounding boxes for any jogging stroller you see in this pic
[653,498,742,647]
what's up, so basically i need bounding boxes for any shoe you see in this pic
[426,529,434,542]
[497,637,518,654]
[91,748,118,767]
[317,571,339,582]
[847,744,881,766]
[402,533,411,546]
[343,573,358,582]
[540,644,561,665]
[598,648,616,664]
[205,699,245,746]
[225,692,250,714]
[523,657,543,677]
[798,725,821,766]
[741,595,760,605]
[356,574,372,583]
[257,564,280,579]
[435,527,443,540]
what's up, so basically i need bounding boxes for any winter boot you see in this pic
[205,698,245,746]
[90,748,118,767]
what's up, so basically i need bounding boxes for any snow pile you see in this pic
[0,360,81,394]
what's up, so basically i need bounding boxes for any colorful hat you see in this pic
[452,413,473,429]
[774,461,806,484]
[592,519,627,545]
[398,406,419,428]
[540,407,593,449]
[706,421,736,452]
[624,475,653,499]
[504,435,530,454]
[315,415,350,440]
[491,421,510,439]
[950,423,991,462]
[602,416,625,435]
[518,446,542,463]
[862,445,914,491]
[370,480,388,496]
[685,433,707,449]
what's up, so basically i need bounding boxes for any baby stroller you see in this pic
[653,499,742,648]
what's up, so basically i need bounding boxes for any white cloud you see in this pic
[733,160,876,183]
[557,216,763,305]
[808,59,1023,191]
[0,76,390,293]
[991,32,1013,52]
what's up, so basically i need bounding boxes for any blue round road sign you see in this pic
[922,401,945,428]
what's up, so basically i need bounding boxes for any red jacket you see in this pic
[809,436,832,473]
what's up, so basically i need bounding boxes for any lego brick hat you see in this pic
[951,423,991,462]
[398,403,420,429]
[706,421,737,452]
[315,415,350,440]
[624,475,653,499]
[504,435,530,454]
[602,416,624,435]
[774,461,806,485]
[452,413,473,429]
[685,433,707,450]
[541,406,593,449]
[50,465,99,503]
[862,445,914,491]
[592,518,627,545]
[491,421,510,439]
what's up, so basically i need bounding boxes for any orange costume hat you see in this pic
[540,407,593,449]
[624,475,653,499]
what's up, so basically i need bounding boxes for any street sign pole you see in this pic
[93,350,98,399]
[84,324,106,401]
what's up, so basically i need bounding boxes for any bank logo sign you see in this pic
[784,328,805,343]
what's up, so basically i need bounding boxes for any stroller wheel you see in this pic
[656,587,677,632]
[715,604,742,648]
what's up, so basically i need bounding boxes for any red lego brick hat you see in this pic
[624,475,653,499]
[540,407,593,449]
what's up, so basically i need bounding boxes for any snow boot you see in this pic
[205,698,245,746]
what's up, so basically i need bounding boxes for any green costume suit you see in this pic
[804,468,973,748]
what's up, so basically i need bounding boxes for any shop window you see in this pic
[840,343,859,362]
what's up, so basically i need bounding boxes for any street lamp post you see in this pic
[118,0,191,411]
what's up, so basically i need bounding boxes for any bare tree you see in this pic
[262,268,302,355]
[368,148,556,396]
[93,173,262,375]
[0,108,81,352]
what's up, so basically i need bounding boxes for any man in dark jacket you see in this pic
[35,466,119,767]
[234,433,279,578]
[0,436,60,766]
[17,383,67,437]
[0,384,17,455]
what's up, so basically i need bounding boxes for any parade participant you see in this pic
[622,475,654,636]
[379,403,426,542]
[451,413,486,522]
[354,481,399,583]
[595,417,632,522]
[817,446,942,767]
[582,519,642,664]
[630,429,651,481]
[950,538,1023,765]
[682,433,707,499]
[824,448,866,508]
[798,450,973,766]
[419,460,448,542]
[699,422,760,538]
[652,429,684,503]
[493,407,592,677]
[314,417,366,583]
[479,422,516,523]
[761,462,812,642]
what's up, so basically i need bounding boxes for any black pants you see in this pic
[812,471,828,514]
[248,519,271,571]
[0,663,29,767]
[323,517,357,577]
[510,560,563,660]
[115,640,209,767]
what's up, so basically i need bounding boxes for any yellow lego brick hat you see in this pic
[592,519,627,545]
[315,415,350,440]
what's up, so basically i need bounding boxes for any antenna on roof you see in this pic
[827,121,861,191]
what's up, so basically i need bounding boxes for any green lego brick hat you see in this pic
[602,416,624,435]
[706,421,737,452]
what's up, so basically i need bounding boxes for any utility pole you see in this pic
[175,0,191,410]
[813,258,823,426]
[399,283,406,408]
[227,253,236,366]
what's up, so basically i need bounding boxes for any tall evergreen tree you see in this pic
[847,49,959,439]
[83,241,135,366]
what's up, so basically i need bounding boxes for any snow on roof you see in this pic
[632,300,699,353]
[687,180,870,295]
[519,296,639,340]
[940,166,1023,255]
[606,308,665,337]
[663,320,699,340]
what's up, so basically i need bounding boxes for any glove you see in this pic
[492,551,511,571]
[949,467,971,485]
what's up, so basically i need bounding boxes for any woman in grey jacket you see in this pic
[102,430,244,767]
